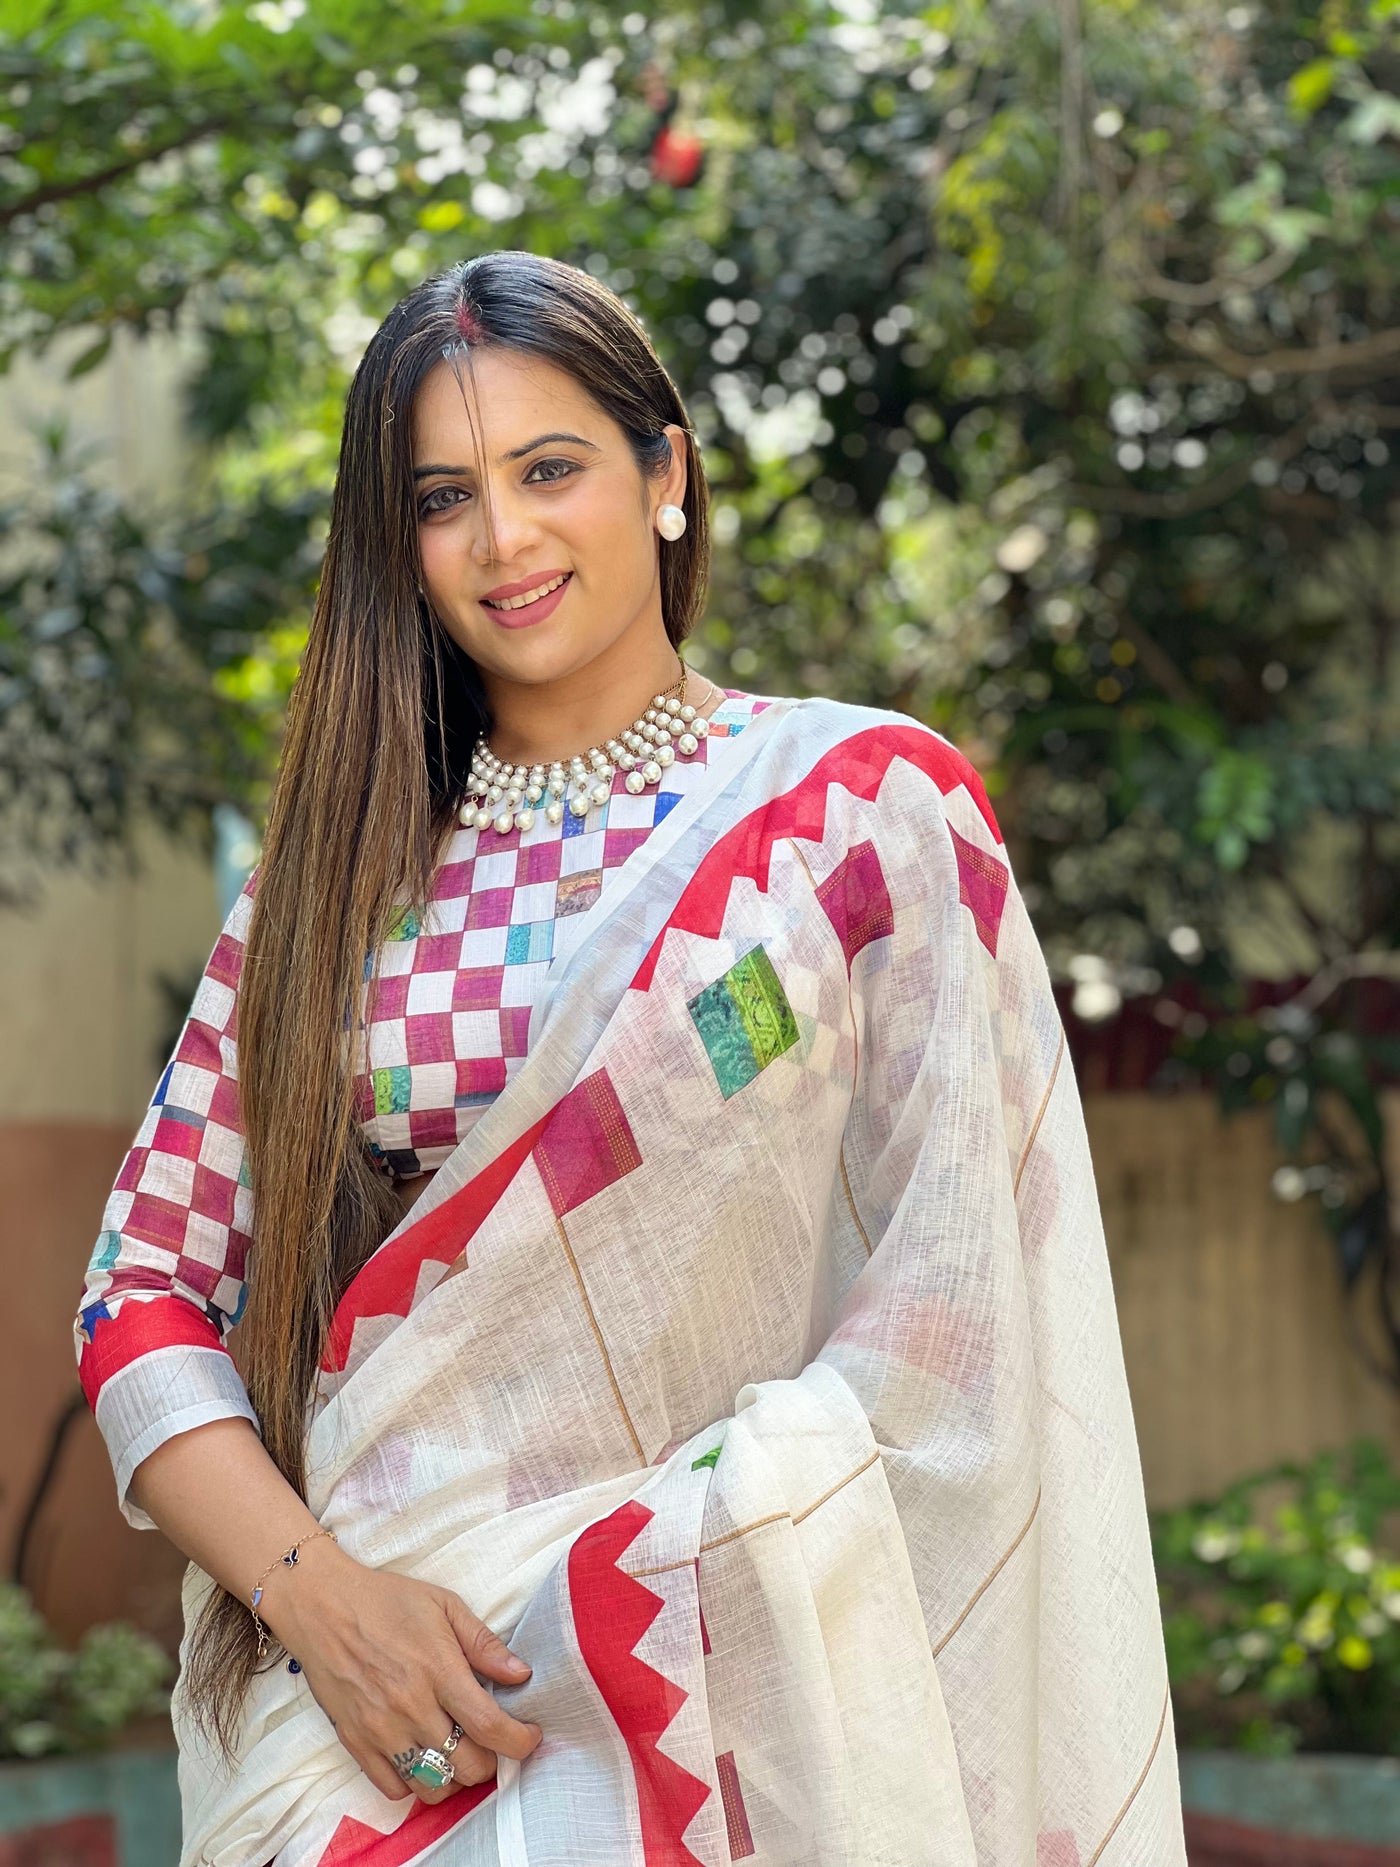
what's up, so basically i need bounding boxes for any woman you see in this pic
[76,252,1185,1867]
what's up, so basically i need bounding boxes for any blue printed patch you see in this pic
[505,920,554,965]
[79,1299,112,1343]
[162,1105,206,1131]
[88,1231,122,1275]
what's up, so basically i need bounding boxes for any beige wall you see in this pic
[6,1074,1398,1641]
[1093,1092,1400,1505]
[0,840,222,1125]
[0,323,197,511]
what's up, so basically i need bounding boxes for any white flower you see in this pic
[1192,1524,1243,1563]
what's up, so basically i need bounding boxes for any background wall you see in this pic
[1093,1095,1400,1507]
[0,323,217,1645]
[1,847,221,1646]
[7,1054,1399,1647]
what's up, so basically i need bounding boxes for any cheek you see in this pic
[417,522,460,582]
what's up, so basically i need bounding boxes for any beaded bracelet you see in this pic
[249,1528,338,1661]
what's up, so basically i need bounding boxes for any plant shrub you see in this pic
[0,1585,170,1759]
[1153,1440,1400,1756]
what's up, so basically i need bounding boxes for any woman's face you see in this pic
[411,345,688,691]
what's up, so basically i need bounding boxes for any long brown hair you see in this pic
[185,252,712,1746]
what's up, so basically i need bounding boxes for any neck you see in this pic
[480,631,725,767]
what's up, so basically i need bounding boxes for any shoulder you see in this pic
[751,694,999,836]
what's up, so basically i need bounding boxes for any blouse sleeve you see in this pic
[74,881,260,1528]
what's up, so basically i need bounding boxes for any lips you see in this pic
[479,571,573,628]
[481,570,572,609]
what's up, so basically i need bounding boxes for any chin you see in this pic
[462,631,602,687]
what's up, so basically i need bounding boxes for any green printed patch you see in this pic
[372,1066,412,1115]
[384,906,422,942]
[691,1445,722,1472]
[687,944,800,1099]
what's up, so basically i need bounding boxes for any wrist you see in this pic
[250,1531,354,1652]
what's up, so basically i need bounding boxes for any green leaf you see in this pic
[64,334,112,380]
[1288,59,1337,116]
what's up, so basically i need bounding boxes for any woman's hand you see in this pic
[262,1541,542,1803]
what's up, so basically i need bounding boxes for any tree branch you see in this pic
[1137,243,1298,308]
[0,117,231,229]
[1169,321,1400,381]
[1067,420,1310,519]
[1289,950,1400,1018]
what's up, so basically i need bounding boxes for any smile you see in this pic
[482,573,572,611]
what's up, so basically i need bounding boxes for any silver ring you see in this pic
[394,1743,456,1790]
[413,1745,456,1789]
[441,1720,463,1757]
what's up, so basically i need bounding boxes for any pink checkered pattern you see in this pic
[75,691,768,1513]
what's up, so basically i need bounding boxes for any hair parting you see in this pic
[454,297,489,343]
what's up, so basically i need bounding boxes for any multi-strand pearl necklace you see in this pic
[459,667,713,836]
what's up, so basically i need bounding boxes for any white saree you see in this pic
[175,695,1186,1867]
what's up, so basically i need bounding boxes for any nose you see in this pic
[468,478,540,569]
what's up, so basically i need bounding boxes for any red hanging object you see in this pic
[649,122,705,189]
[640,61,705,190]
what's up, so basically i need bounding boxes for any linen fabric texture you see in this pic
[175,695,1186,1867]
[74,697,767,1515]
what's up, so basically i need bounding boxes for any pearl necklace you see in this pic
[460,667,713,836]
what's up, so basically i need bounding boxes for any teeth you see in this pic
[485,574,569,611]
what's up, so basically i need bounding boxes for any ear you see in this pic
[659,422,689,510]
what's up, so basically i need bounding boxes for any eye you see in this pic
[418,483,469,518]
[525,457,578,484]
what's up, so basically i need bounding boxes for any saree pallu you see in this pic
[176,696,1186,1867]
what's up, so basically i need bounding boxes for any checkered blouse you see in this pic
[75,690,770,1519]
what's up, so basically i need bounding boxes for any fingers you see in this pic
[304,1683,413,1803]
[439,1664,542,1765]
[388,1738,466,1806]
[424,1727,496,1790]
[441,1592,533,1688]
[300,1584,539,1805]
[351,1738,414,1804]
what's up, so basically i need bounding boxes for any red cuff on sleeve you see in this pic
[78,1297,227,1410]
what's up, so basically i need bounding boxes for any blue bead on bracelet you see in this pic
[248,1527,339,1661]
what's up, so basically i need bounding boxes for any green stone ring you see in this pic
[408,1746,455,1789]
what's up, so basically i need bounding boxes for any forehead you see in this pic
[411,348,605,466]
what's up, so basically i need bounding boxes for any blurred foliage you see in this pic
[1154,1440,1400,1755]
[0,423,319,898]
[0,1582,170,1758]
[2,0,1399,1357]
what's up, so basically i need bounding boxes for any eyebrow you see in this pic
[412,432,600,480]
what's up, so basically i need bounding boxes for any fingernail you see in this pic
[505,1654,531,1677]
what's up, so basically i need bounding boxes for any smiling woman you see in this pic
[73,253,1185,1867]
[409,351,690,735]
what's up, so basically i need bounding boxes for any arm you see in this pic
[129,1419,540,1802]
[78,883,539,1799]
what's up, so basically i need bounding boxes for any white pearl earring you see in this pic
[655,503,687,541]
